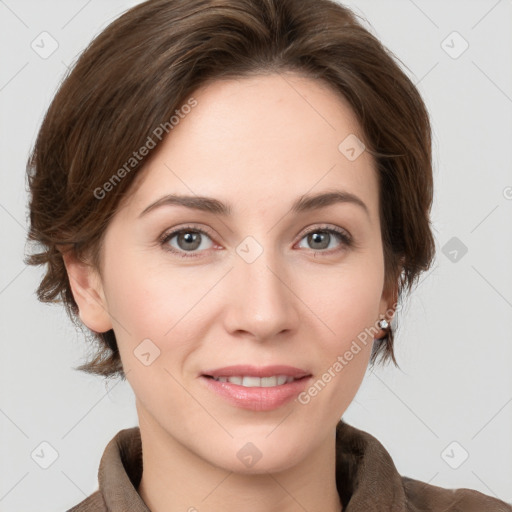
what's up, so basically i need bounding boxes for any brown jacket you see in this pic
[67,419,511,511]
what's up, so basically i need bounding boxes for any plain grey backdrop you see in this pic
[1,0,511,510]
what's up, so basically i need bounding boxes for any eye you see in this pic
[159,223,353,259]
[160,225,215,258]
[296,225,352,254]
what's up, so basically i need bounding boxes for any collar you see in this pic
[94,419,405,511]
[84,420,510,512]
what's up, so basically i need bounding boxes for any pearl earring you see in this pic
[378,318,389,330]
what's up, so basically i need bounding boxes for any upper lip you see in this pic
[202,365,311,379]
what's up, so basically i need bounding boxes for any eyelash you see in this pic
[159,224,353,259]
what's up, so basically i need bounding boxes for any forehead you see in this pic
[122,73,379,221]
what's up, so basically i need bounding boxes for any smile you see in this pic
[208,375,299,387]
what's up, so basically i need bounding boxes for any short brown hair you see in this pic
[26,0,435,379]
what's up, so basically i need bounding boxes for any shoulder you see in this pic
[402,475,512,512]
[66,489,107,512]
[335,420,511,511]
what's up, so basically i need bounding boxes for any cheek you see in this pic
[297,256,384,342]
[101,249,219,372]
[101,233,196,332]
[103,265,168,338]
[293,256,384,399]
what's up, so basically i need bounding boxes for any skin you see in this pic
[64,72,396,512]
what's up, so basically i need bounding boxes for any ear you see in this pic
[377,281,399,337]
[61,248,113,333]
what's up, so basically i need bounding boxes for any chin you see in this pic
[203,435,307,475]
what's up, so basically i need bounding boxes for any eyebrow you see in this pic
[138,189,370,218]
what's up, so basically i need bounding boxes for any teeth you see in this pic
[243,376,261,387]
[212,375,296,387]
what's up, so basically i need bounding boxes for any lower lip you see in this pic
[200,375,311,411]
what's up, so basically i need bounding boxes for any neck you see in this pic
[136,412,343,512]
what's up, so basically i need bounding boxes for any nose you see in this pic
[222,243,300,342]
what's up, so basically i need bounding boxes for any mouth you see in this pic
[199,365,313,411]
[202,374,310,387]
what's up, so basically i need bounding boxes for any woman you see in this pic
[25,0,512,510]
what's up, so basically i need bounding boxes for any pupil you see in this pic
[309,232,329,249]
[179,232,200,250]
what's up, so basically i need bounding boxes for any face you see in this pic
[70,72,393,473]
